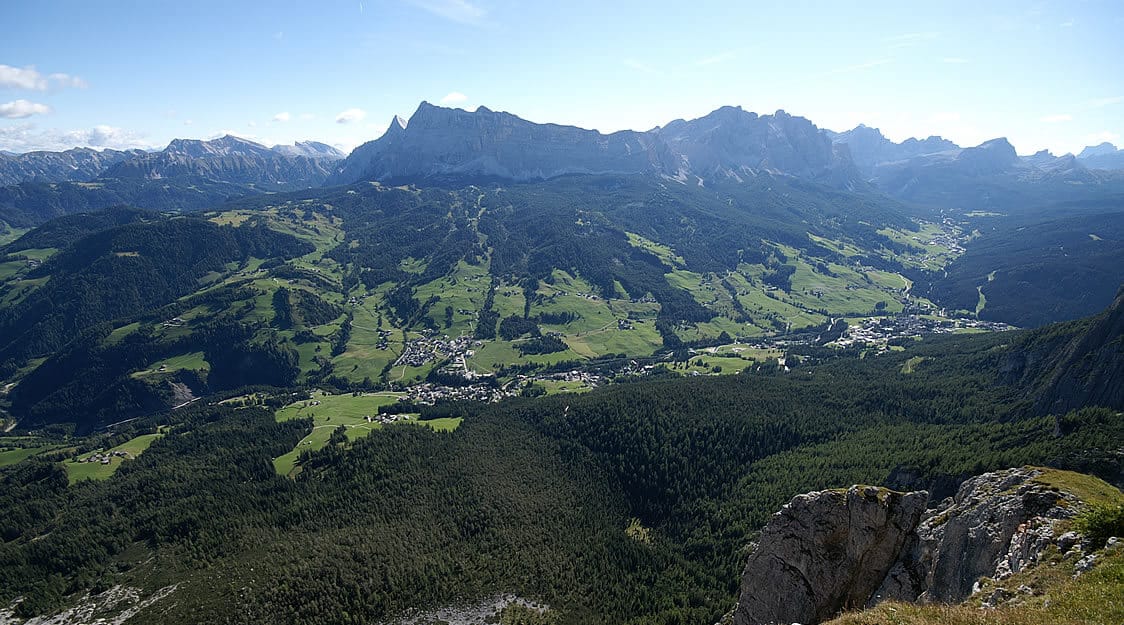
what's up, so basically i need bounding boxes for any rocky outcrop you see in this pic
[733,486,927,625]
[876,467,1082,604]
[734,468,1103,625]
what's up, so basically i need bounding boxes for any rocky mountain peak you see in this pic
[1079,142,1119,158]
[954,137,1020,174]
[270,141,345,160]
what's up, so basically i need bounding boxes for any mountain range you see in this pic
[3,102,1123,228]
[0,136,343,188]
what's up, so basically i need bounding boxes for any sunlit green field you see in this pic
[64,433,162,484]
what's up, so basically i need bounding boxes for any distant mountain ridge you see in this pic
[103,135,342,189]
[0,147,147,186]
[328,102,867,190]
[0,136,344,188]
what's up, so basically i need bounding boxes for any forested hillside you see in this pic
[0,311,1120,623]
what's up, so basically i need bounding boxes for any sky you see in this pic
[1,0,1122,156]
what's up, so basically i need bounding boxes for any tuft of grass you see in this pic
[1031,467,1124,508]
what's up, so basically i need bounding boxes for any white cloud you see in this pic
[247,121,257,128]
[0,99,51,119]
[183,119,193,126]
[335,108,367,124]
[941,57,969,64]
[440,91,468,105]
[1039,114,1072,123]
[272,111,291,122]
[0,123,156,152]
[0,65,48,90]
[1090,96,1124,108]
[47,72,88,89]
[0,65,87,90]
[409,0,485,24]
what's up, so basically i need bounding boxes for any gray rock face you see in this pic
[733,486,927,625]
[828,124,958,176]
[103,135,340,190]
[657,107,864,188]
[733,468,1097,624]
[330,102,675,185]
[1078,142,1124,170]
[876,467,1082,604]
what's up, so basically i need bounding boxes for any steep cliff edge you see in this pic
[734,486,927,625]
[733,467,1122,625]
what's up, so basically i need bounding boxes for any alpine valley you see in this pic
[1,102,1122,625]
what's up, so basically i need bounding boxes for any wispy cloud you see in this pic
[0,65,87,91]
[1039,113,1072,123]
[272,111,292,122]
[335,108,367,124]
[1090,95,1124,108]
[941,57,969,64]
[47,72,88,89]
[826,59,890,75]
[884,32,939,48]
[408,0,485,25]
[0,65,48,90]
[0,99,51,119]
[695,50,738,67]
[1060,19,1075,27]
[623,59,661,76]
[440,91,468,105]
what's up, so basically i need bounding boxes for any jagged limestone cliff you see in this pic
[733,467,1118,625]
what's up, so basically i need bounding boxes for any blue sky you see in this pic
[1,0,1122,155]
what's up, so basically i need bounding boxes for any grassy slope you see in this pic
[271,391,467,475]
[64,433,162,484]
